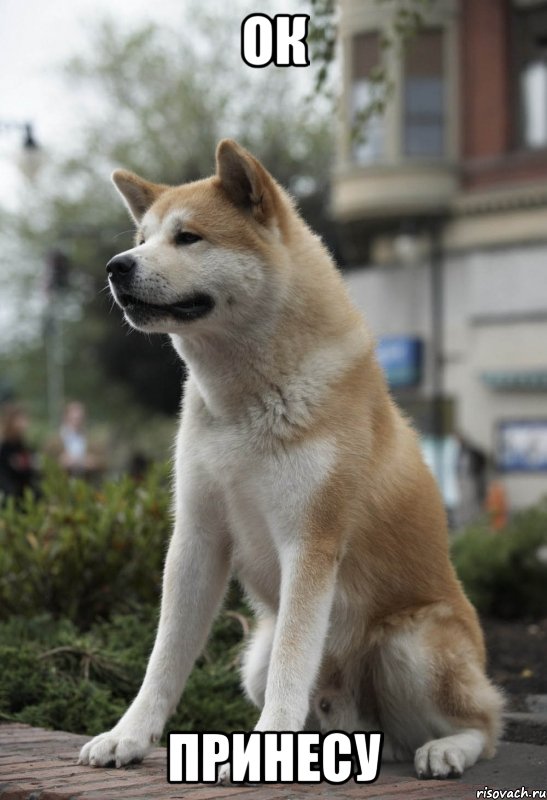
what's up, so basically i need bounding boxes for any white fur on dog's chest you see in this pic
[206,422,335,536]
[195,416,336,607]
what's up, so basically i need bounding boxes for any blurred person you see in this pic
[128,451,150,483]
[54,401,102,478]
[419,434,460,529]
[0,403,39,500]
[456,432,488,527]
[486,472,509,532]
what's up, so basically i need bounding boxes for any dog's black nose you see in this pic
[106,254,137,280]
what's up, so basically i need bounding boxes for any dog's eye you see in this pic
[319,697,331,714]
[138,238,145,246]
[174,231,202,246]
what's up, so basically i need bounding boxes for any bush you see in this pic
[0,463,257,735]
[0,605,256,736]
[452,499,547,620]
[0,462,172,627]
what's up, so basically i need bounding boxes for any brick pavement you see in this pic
[0,724,545,800]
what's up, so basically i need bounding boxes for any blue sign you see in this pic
[497,420,547,472]
[376,336,423,388]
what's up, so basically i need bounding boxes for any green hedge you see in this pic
[0,606,256,736]
[1,464,546,737]
[451,499,547,620]
[0,464,256,735]
[0,462,172,627]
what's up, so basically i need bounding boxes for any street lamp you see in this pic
[429,219,446,494]
[44,250,71,428]
[393,216,447,494]
[0,120,42,180]
[22,123,39,151]
[0,119,39,151]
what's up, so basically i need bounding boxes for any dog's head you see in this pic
[107,140,292,336]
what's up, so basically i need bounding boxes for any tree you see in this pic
[308,0,436,137]
[4,6,332,441]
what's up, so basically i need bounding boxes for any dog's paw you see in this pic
[78,729,152,768]
[414,740,465,779]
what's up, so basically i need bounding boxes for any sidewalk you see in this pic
[0,724,545,800]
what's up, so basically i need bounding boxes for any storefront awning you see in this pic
[481,369,547,390]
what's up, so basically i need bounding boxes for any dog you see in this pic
[78,140,503,780]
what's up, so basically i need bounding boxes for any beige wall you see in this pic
[343,243,547,508]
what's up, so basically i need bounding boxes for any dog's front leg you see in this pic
[79,486,230,768]
[257,541,338,732]
[219,538,337,784]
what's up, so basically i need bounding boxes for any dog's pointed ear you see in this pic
[111,169,164,223]
[216,139,277,225]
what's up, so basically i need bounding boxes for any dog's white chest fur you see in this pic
[181,381,337,610]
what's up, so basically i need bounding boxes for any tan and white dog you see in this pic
[78,140,503,780]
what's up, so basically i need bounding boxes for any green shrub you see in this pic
[0,463,257,735]
[452,499,547,620]
[0,462,172,627]
[0,606,256,736]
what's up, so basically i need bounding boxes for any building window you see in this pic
[403,29,445,158]
[351,32,384,164]
[513,5,547,149]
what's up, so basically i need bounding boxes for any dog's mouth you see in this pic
[117,291,215,322]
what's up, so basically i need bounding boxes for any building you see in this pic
[333,0,547,512]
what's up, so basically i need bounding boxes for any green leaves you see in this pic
[0,607,256,735]
[307,0,435,145]
[452,499,547,620]
[0,464,257,735]
[0,460,171,627]
[308,0,337,95]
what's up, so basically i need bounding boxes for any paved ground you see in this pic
[0,724,545,800]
